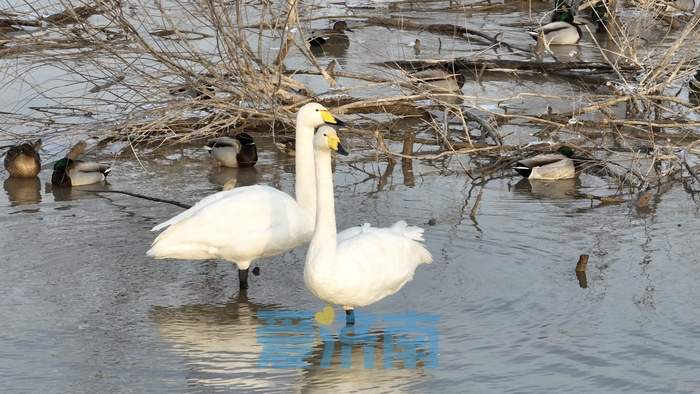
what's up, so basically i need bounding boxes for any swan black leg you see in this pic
[345,309,355,326]
[239,268,249,290]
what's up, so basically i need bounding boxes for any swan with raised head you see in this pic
[304,126,432,325]
[147,103,345,290]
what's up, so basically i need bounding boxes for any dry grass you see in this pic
[0,0,698,194]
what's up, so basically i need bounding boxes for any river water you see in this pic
[2,0,700,392]
[1,137,699,392]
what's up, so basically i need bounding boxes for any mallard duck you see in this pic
[274,136,296,156]
[513,146,576,180]
[3,139,41,178]
[530,13,585,45]
[304,126,432,325]
[408,67,465,93]
[308,21,353,47]
[148,103,345,290]
[51,141,111,187]
[205,133,258,168]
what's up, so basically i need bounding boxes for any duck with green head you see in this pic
[531,8,586,45]
[551,0,572,23]
[4,139,41,178]
[52,141,111,187]
[513,146,576,180]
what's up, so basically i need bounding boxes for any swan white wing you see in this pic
[337,223,371,242]
[148,185,311,262]
[152,186,261,231]
[317,222,432,307]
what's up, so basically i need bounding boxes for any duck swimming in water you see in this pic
[51,141,111,187]
[4,139,41,178]
[205,133,258,168]
[530,12,586,45]
[308,21,353,47]
[513,146,577,180]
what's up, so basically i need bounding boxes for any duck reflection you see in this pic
[48,182,110,202]
[207,166,259,189]
[310,37,349,58]
[151,292,294,391]
[513,177,579,200]
[4,176,41,206]
[548,43,582,61]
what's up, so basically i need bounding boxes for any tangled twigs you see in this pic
[366,17,530,54]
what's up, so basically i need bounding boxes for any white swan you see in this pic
[304,126,432,325]
[147,103,345,289]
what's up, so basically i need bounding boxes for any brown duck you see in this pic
[4,139,42,178]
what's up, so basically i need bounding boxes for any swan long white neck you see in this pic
[308,147,337,261]
[294,118,316,223]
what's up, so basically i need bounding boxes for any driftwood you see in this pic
[85,189,191,209]
[379,58,641,75]
[45,5,101,26]
[366,16,530,54]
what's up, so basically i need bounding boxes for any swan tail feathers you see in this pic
[391,220,425,242]
[390,220,432,264]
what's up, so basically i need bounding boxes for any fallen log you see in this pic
[378,58,641,75]
[366,16,530,53]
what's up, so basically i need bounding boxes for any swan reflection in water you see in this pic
[150,292,298,391]
[152,296,434,392]
[4,176,41,206]
[297,316,434,393]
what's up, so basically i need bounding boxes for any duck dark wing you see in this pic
[206,137,238,149]
[515,153,568,169]
[308,35,327,46]
[512,166,533,178]
[4,145,21,164]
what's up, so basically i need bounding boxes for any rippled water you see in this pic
[2,0,700,392]
[0,136,699,393]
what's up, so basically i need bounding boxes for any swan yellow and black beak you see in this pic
[320,110,346,126]
[327,134,349,156]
